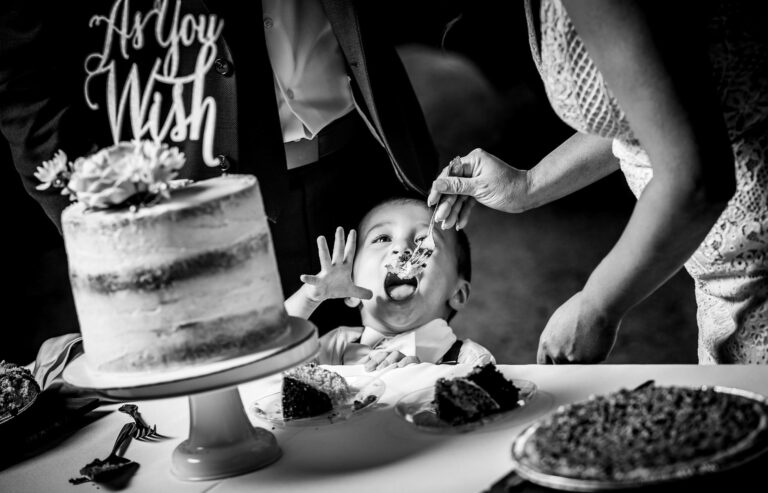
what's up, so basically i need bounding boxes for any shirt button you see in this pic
[215,154,231,172]
[285,88,294,99]
[213,58,233,77]
[263,17,274,29]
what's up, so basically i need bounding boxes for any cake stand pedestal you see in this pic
[63,317,319,481]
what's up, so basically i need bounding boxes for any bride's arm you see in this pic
[562,0,735,320]
[524,131,618,211]
[430,131,617,226]
[537,0,736,363]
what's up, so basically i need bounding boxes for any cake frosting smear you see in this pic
[62,174,289,373]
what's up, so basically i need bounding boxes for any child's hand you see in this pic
[361,350,421,371]
[300,227,373,303]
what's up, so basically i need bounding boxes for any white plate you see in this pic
[395,379,537,434]
[251,375,386,426]
[62,317,319,399]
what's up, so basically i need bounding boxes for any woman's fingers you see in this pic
[428,165,451,206]
[435,193,457,224]
[456,197,475,230]
[443,195,467,229]
[433,176,478,197]
[536,343,552,365]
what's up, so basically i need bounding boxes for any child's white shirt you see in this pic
[318,319,495,366]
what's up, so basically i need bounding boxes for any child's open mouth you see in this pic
[384,272,418,301]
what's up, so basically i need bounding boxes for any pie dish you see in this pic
[510,384,768,490]
[0,361,40,425]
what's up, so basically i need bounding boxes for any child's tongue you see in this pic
[388,284,416,301]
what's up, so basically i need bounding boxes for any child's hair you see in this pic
[360,196,472,322]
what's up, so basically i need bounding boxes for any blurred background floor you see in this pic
[1,1,698,364]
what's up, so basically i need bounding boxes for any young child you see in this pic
[285,197,494,371]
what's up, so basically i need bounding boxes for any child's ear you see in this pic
[448,279,470,312]
[344,297,362,308]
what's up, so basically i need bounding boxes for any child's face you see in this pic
[353,201,466,334]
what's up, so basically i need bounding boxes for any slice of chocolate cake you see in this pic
[433,363,522,425]
[435,378,500,425]
[280,363,351,420]
[281,376,333,420]
[466,363,520,410]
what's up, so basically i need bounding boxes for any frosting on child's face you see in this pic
[354,201,462,334]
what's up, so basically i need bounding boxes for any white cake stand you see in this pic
[62,317,319,481]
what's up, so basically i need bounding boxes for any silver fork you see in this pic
[410,155,463,267]
[409,203,438,267]
[118,404,168,441]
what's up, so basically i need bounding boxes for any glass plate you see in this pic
[250,375,385,426]
[509,384,768,491]
[0,389,39,426]
[395,379,537,434]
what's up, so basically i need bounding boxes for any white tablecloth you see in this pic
[3,364,768,493]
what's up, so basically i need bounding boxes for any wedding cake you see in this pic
[41,142,288,373]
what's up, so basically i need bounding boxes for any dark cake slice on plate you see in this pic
[435,378,500,425]
[434,363,522,425]
[465,362,520,409]
[281,377,333,419]
[281,363,351,420]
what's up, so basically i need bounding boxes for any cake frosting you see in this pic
[62,174,289,373]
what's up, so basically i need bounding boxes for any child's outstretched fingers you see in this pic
[351,285,373,300]
[343,229,357,264]
[331,226,345,265]
[317,235,332,271]
[299,274,320,285]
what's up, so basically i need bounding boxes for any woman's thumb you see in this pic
[433,176,476,196]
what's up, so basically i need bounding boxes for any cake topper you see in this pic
[34,140,186,210]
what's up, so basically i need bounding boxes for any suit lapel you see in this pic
[319,0,383,134]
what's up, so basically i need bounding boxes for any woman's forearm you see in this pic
[525,132,618,210]
[560,0,737,321]
[582,172,728,320]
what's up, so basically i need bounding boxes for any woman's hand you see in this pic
[536,292,621,364]
[301,227,372,303]
[427,149,530,230]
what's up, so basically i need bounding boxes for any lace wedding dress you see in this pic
[525,0,768,363]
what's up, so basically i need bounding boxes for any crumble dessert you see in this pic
[516,384,768,482]
[0,361,40,418]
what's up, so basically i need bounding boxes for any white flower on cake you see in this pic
[34,150,70,191]
[34,140,186,209]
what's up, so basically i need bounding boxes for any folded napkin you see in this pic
[29,333,85,394]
